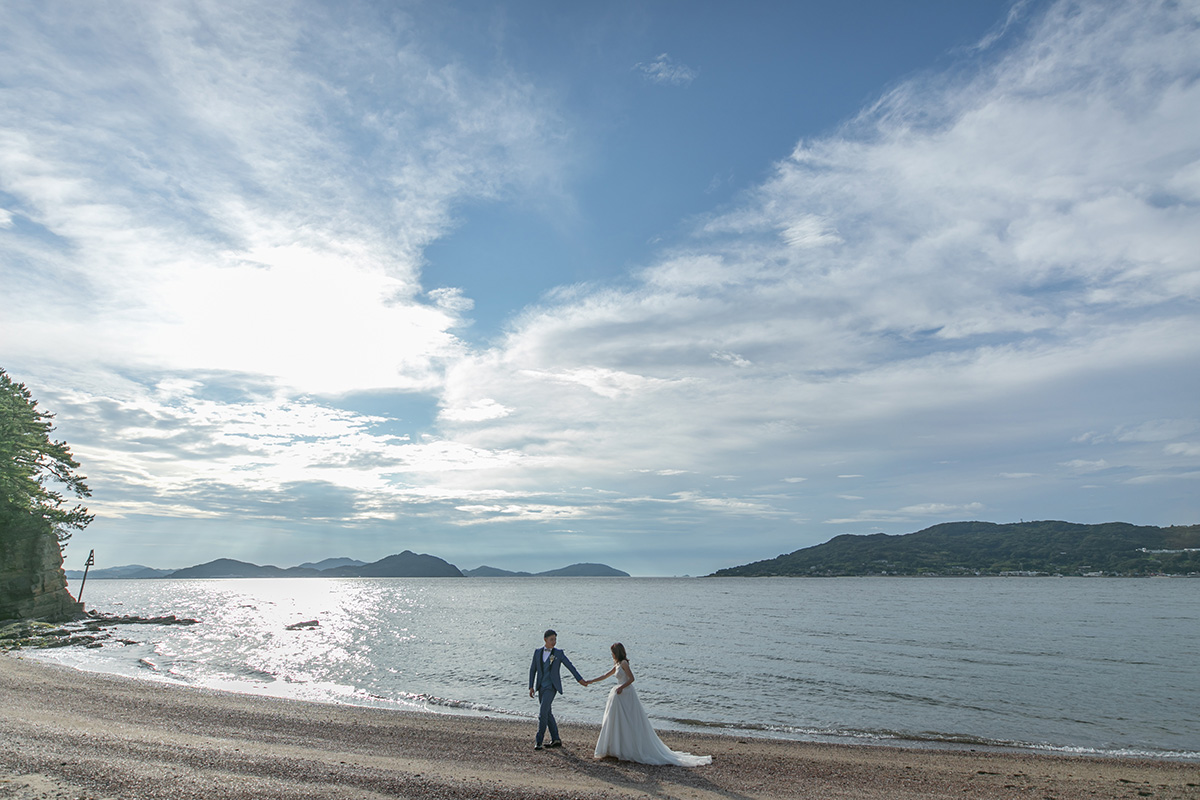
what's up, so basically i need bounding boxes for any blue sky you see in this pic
[3,0,1198,576]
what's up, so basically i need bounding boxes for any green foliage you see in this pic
[710,521,1200,577]
[0,369,92,547]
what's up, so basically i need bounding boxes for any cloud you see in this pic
[635,53,698,86]
[0,1,567,396]
[1115,420,1199,443]
[825,502,985,525]
[963,0,1038,55]
[41,374,538,529]
[1059,459,1111,474]
[1124,470,1200,486]
[711,350,752,367]
[780,216,842,248]
[423,0,1198,543]
[440,399,512,422]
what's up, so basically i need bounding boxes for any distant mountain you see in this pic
[463,566,533,577]
[295,557,365,571]
[323,551,463,578]
[709,521,1200,577]
[167,559,320,579]
[68,554,626,580]
[463,563,629,577]
[537,563,630,577]
[64,565,174,580]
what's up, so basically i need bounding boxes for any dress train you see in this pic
[593,664,711,767]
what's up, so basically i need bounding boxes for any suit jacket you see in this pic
[529,647,584,695]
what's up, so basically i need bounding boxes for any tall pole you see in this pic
[77,549,95,604]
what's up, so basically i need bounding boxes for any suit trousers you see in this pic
[537,683,559,744]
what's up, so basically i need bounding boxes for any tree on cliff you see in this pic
[0,369,93,548]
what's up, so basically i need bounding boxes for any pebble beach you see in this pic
[2,654,1198,800]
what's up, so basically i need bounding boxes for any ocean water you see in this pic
[36,576,1200,762]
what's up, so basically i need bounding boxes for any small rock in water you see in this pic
[286,619,320,630]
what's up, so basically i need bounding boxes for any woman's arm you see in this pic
[616,660,634,694]
[586,666,616,686]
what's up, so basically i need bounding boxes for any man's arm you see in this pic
[560,652,587,685]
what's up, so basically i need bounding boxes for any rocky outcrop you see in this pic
[1,612,199,651]
[0,510,81,622]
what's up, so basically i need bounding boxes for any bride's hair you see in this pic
[610,642,627,663]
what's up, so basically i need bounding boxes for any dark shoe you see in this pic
[547,740,562,749]
[534,744,544,750]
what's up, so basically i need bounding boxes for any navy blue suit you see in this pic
[529,647,584,745]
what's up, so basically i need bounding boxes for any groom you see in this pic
[528,628,586,750]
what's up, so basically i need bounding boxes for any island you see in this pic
[462,563,629,577]
[709,520,1200,577]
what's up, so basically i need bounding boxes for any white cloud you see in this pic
[440,399,512,422]
[1125,471,1200,486]
[1060,459,1111,474]
[48,375,545,530]
[520,367,674,399]
[780,216,841,248]
[900,502,984,516]
[825,502,985,525]
[711,350,752,367]
[0,1,566,396]
[635,53,698,87]
[1116,420,1200,443]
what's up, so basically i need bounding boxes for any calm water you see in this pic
[39,577,1200,761]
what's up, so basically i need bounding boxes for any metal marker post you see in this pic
[77,549,95,604]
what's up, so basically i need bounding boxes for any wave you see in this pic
[390,691,530,719]
[661,717,1200,762]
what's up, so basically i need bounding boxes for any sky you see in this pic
[2,0,1198,577]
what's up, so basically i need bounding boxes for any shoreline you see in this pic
[3,653,1198,799]
[24,640,1197,766]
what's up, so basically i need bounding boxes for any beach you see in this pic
[1,655,1197,799]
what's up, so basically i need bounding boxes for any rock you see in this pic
[1,612,199,651]
[0,512,79,622]
[286,619,319,630]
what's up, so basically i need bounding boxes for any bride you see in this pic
[584,643,712,766]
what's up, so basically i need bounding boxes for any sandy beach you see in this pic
[1,654,1197,800]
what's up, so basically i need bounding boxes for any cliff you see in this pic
[0,509,80,621]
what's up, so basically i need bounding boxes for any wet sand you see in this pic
[1,654,1197,799]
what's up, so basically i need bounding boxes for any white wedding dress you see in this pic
[593,663,712,766]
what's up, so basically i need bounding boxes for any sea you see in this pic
[33,576,1200,762]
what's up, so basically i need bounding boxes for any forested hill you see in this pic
[709,521,1200,577]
